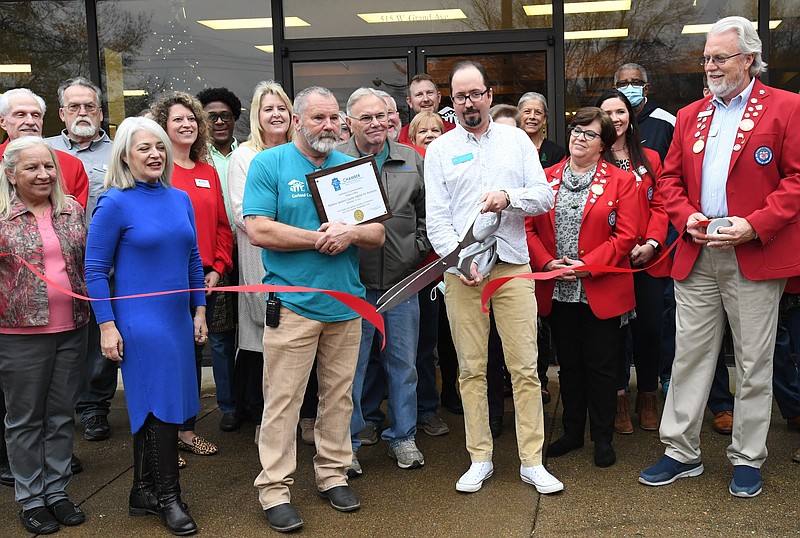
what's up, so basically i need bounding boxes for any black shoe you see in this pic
[442,396,464,415]
[20,506,60,534]
[129,486,159,516]
[317,485,360,512]
[83,415,111,441]
[489,416,503,439]
[48,499,86,526]
[0,465,14,487]
[546,436,584,458]
[264,503,304,532]
[71,454,84,474]
[219,413,241,432]
[541,387,552,405]
[594,442,616,468]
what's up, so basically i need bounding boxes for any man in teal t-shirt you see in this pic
[242,86,384,534]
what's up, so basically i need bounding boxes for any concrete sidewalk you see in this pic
[2,367,799,537]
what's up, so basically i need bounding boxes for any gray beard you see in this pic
[302,126,338,153]
[70,119,97,138]
[707,71,746,100]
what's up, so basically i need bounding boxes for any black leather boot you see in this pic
[144,416,197,536]
[129,428,157,516]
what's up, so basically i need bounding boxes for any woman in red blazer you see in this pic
[597,89,671,435]
[526,107,638,467]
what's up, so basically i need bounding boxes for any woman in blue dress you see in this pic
[85,117,206,536]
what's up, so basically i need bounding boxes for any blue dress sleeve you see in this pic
[84,191,121,323]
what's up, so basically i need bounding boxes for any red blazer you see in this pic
[1,139,89,209]
[526,158,639,320]
[658,79,800,281]
[632,147,671,278]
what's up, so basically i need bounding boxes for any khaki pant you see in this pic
[254,307,361,509]
[444,263,545,466]
[661,247,785,467]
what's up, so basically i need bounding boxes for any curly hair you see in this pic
[151,91,210,163]
[196,87,242,120]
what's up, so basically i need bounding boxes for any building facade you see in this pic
[1,0,798,147]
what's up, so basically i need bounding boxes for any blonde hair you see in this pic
[408,111,444,144]
[245,81,294,152]
[151,91,211,163]
[0,138,67,220]
[105,117,174,190]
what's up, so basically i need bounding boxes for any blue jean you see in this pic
[350,291,419,450]
[360,336,387,426]
[773,305,800,419]
[210,329,236,414]
[75,312,119,422]
[416,282,440,419]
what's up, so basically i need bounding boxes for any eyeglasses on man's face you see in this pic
[208,112,234,123]
[350,112,388,125]
[615,79,646,88]
[700,52,742,67]
[452,89,489,105]
[64,103,98,113]
[569,126,600,141]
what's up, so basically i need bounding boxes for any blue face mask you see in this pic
[618,84,644,107]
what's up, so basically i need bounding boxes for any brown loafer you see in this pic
[178,435,218,455]
[713,410,733,435]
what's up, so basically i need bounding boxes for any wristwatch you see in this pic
[501,190,511,207]
[645,238,661,252]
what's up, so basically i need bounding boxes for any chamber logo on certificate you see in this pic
[306,155,392,226]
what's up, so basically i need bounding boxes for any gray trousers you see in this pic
[0,326,87,509]
[660,247,784,468]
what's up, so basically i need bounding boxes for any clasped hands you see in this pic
[686,213,756,249]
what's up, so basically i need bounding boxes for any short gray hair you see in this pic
[373,89,397,110]
[0,138,66,219]
[708,16,767,76]
[0,88,46,116]
[346,88,386,117]
[518,92,549,116]
[105,117,173,190]
[57,77,102,107]
[614,63,648,84]
[293,86,336,119]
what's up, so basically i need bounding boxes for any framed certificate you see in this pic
[306,155,392,225]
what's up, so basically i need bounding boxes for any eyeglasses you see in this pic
[614,79,646,88]
[208,112,234,122]
[65,103,98,113]
[569,126,600,141]
[340,124,351,133]
[452,89,489,105]
[350,113,388,125]
[699,53,742,66]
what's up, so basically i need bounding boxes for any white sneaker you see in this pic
[456,462,494,493]
[520,464,564,494]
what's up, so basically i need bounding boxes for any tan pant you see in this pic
[444,263,545,466]
[660,247,785,467]
[254,307,361,509]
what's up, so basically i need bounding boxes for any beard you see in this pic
[301,125,338,154]
[706,70,746,100]
[70,117,98,138]
[462,110,483,128]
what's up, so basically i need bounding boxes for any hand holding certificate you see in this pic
[306,155,392,226]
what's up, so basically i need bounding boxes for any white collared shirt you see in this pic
[424,120,554,269]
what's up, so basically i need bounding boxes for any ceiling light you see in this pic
[197,17,309,30]
[255,45,274,54]
[0,64,32,73]
[565,28,628,40]
[123,90,148,97]
[682,19,781,34]
[357,9,467,24]
[525,1,631,16]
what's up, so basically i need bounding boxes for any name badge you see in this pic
[697,110,713,118]
[452,153,474,165]
[708,125,719,137]
[195,178,211,188]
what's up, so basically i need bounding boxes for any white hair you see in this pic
[0,88,46,116]
[708,16,767,76]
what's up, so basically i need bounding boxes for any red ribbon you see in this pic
[0,252,385,344]
[480,240,679,312]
